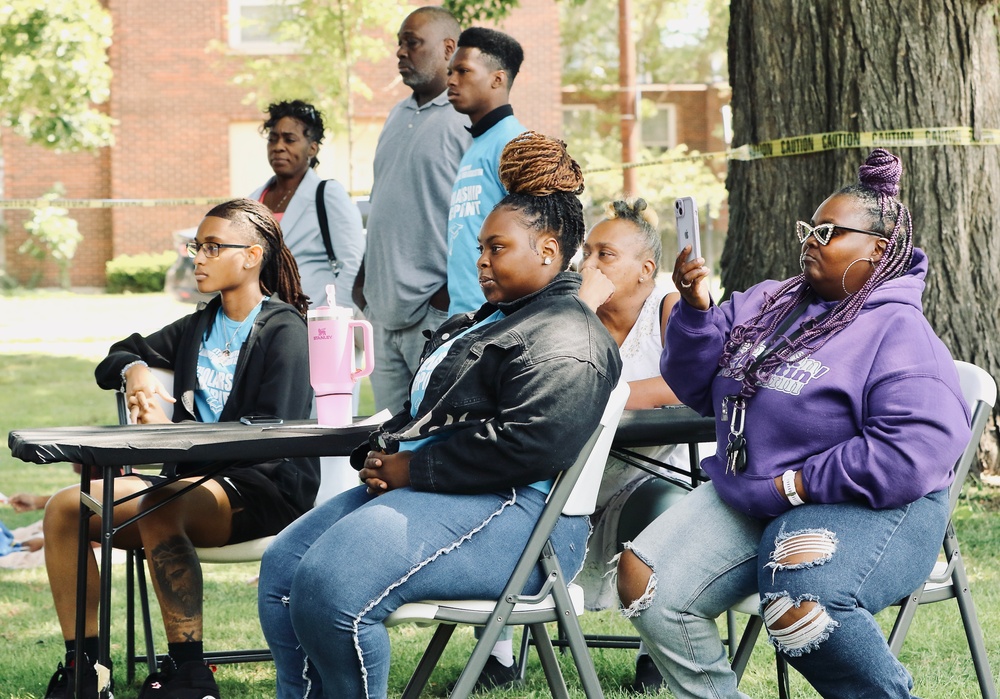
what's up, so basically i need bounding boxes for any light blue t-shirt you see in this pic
[194,299,266,422]
[400,310,551,493]
[446,114,526,315]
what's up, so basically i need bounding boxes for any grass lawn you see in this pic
[2,291,999,698]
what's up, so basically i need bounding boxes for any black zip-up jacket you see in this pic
[351,272,623,494]
[95,296,319,513]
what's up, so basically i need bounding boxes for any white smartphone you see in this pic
[674,196,701,263]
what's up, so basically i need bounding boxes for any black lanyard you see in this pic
[723,294,831,474]
[739,295,830,395]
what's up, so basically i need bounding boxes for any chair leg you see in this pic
[776,652,790,699]
[949,555,997,699]
[730,614,763,682]
[530,623,571,699]
[516,625,531,682]
[549,586,604,698]
[449,616,511,699]
[126,549,136,684]
[401,623,456,699]
[887,528,997,699]
[135,550,158,676]
[725,608,739,659]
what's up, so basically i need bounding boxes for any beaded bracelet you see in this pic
[119,360,148,392]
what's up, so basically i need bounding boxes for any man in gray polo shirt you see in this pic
[353,6,471,414]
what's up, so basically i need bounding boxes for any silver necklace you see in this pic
[221,312,253,356]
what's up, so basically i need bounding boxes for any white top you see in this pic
[578,284,692,611]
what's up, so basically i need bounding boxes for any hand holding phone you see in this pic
[675,196,701,263]
[673,196,710,310]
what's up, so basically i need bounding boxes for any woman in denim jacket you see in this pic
[257,132,622,699]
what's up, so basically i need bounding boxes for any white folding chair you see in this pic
[729,360,998,699]
[118,369,275,679]
[384,381,631,699]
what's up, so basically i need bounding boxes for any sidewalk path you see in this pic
[0,291,196,360]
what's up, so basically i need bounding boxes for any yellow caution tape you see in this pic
[2,128,998,208]
[586,126,1000,175]
[0,196,233,210]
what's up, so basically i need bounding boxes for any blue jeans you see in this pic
[369,305,449,415]
[622,482,949,699]
[258,484,589,699]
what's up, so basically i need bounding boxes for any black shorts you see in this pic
[140,468,303,545]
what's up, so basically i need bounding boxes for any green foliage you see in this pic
[562,0,729,90]
[565,105,727,266]
[105,251,175,294]
[228,0,403,140]
[0,0,115,150]
[18,186,83,289]
[443,0,520,25]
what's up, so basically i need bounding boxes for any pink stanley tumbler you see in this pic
[307,286,374,427]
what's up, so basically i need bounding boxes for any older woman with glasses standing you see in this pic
[250,100,364,310]
[617,149,972,699]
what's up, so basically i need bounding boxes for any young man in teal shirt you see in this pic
[445,27,527,315]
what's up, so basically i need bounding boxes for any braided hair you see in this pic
[494,131,585,268]
[261,100,325,169]
[204,198,310,316]
[602,197,662,269]
[719,148,914,398]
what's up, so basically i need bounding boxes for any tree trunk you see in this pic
[725,0,1000,473]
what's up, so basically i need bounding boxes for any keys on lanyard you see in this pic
[724,394,747,474]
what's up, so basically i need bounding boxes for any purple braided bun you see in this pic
[858,148,901,198]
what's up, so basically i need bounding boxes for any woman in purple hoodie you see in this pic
[616,149,972,699]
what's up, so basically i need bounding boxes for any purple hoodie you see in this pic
[663,249,971,519]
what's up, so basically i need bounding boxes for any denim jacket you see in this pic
[351,272,623,494]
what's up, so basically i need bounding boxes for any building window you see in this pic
[641,103,677,150]
[228,0,298,54]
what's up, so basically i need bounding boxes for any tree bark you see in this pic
[725,0,1000,472]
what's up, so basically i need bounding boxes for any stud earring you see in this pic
[244,264,250,269]
[639,276,645,282]
[542,257,552,266]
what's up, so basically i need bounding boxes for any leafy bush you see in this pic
[19,185,82,289]
[105,250,174,293]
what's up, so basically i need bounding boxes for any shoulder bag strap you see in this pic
[315,179,342,275]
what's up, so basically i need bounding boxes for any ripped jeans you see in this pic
[258,484,589,699]
[621,481,949,699]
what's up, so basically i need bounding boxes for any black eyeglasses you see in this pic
[186,241,252,259]
[795,221,885,246]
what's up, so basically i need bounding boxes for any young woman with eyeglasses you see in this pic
[617,149,972,699]
[41,199,317,699]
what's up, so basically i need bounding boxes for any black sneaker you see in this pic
[43,657,99,699]
[630,653,664,694]
[138,657,219,699]
[447,656,521,694]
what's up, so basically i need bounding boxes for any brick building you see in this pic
[562,81,731,169]
[1,0,563,288]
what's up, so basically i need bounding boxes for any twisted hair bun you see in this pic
[603,197,659,228]
[499,131,585,196]
[858,148,902,198]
